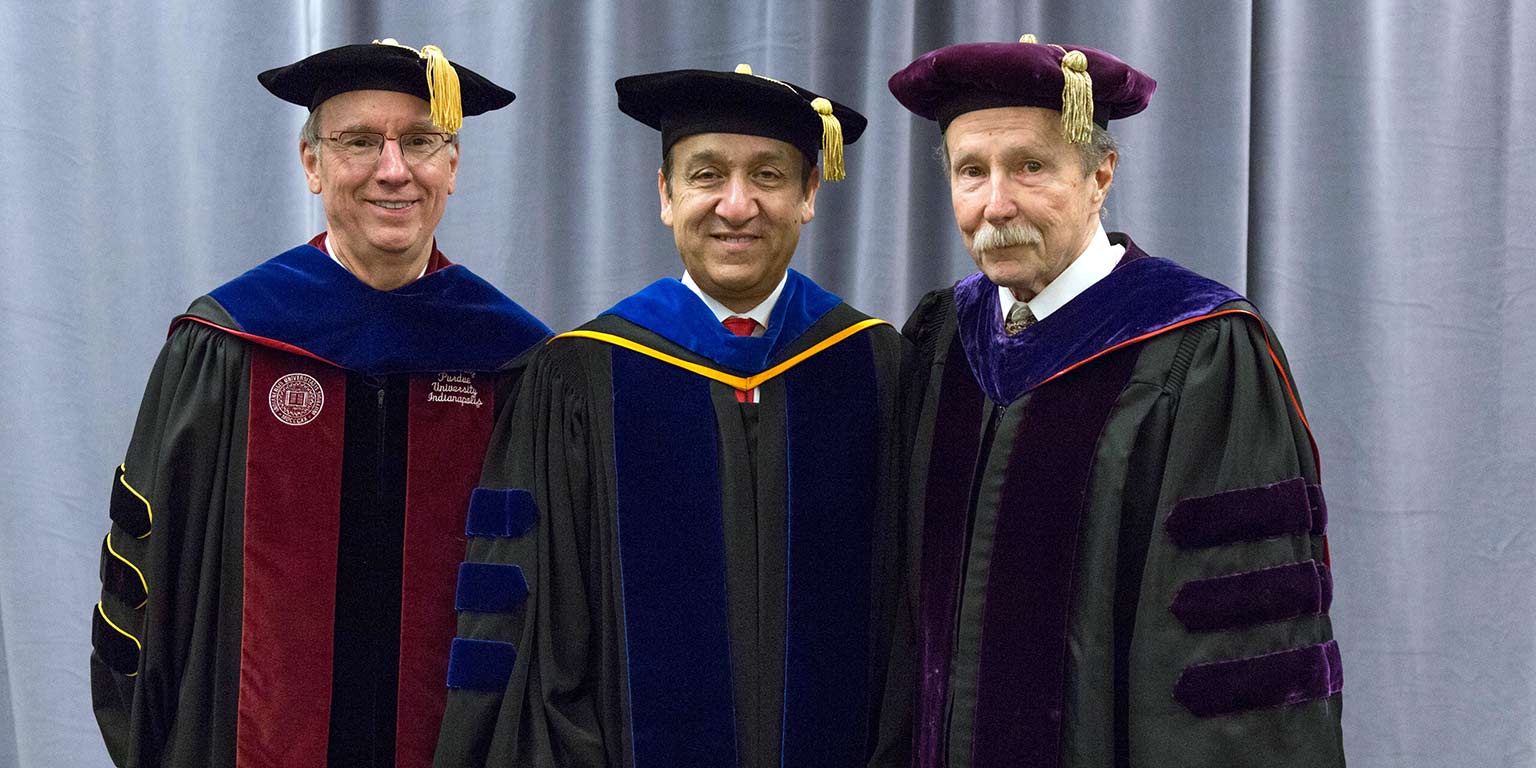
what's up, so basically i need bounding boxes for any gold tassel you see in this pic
[420,44,462,134]
[373,40,463,133]
[1019,34,1038,44]
[1056,48,1093,144]
[735,63,843,179]
[811,97,845,181]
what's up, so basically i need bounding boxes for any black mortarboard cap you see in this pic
[616,64,868,181]
[258,39,515,133]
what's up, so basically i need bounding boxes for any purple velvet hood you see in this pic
[955,236,1244,406]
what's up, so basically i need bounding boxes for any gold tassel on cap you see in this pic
[371,39,462,133]
[1053,46,1094,144]
[811,97,845,181]
[1018,37,1095,143]
[419,45,463,134]
[734,63,847,180]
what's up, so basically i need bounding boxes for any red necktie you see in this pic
[722,317,760,403]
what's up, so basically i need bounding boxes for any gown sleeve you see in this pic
[435,341,617,767]
[91,320,250,767]
[1124,308,1345,767]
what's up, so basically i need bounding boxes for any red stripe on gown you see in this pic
[238,348,346,767]
[395,373,496,767]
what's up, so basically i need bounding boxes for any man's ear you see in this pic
[1090,149,1117,211]
[301,141,323,194]
[799,166,821,224]
[657,168,674,227]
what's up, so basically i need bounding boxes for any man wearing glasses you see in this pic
[88,40,549,767]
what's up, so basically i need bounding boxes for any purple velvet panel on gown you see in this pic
[968,348,1139,767]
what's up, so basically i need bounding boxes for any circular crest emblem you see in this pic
[268,373,325,426]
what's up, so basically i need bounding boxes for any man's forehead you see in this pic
[316,89,435,125]
[673,132,799,163]
[944,106,1067,152]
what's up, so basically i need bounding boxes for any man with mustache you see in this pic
[434,65,911,767]
[889,38,1345,767]
[88,40,549,767]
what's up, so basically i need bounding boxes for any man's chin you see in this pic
[705,271,767,295]
[697,265,786,304]
[980,263,1028,288]
[700,253,775,278]
[346,236,428,265]
[702,243,768,265]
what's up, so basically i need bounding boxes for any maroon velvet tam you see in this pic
[888,40,1156,130]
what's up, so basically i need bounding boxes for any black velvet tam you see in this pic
[258,42,514,115]
[616,68,867,166]
[889,39,1156,130]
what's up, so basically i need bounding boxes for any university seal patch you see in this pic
[268,373,325,426]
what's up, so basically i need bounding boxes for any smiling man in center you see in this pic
[433,65,912,767]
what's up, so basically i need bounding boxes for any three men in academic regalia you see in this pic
[889,38,1346,768]
[89,41,549,768]
[435,66,912,767]
[91,31,1346,768]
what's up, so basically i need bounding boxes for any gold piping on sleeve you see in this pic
[105,533,149,610]
[117,464,153,539]
[95,602,142,677]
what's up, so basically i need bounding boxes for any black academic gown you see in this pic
[89,240,549,768]
[906,235,1346,768]
[434,270,914,768]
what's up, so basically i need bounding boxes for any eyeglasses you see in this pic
[322,131,455,163]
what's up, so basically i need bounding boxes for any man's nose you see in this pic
[373,138,412,183]
[714,176,759,224]
[982,175,1019,223]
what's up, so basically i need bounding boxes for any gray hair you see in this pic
[300,103,325,149]
[936,122,1119,177]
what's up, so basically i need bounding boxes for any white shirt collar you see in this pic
[998,222,1124,322]
[324,233,430,283]
[682,270,787,336]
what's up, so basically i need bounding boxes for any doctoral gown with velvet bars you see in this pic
[89,239,549,768]
[434,270,913,768]
[905,235,1345,768]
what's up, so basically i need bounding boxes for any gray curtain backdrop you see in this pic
[1,0,1529,765]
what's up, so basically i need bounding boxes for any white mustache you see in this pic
[971,221,1043,254]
